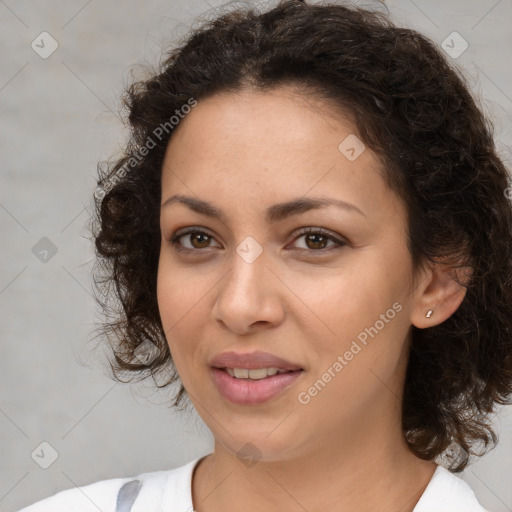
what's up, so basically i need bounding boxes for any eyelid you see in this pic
[171,225,216,240]
[169,226,347,253]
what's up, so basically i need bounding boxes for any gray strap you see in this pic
[115,479,143,512]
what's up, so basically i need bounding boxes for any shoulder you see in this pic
[414,465,489,512]
[17,457,202,512]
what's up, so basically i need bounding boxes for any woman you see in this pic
[19,0,512,511]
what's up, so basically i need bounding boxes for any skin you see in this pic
[156,85,467,512]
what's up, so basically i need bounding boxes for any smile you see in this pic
[225,367,295,379]
[211,367,304,405]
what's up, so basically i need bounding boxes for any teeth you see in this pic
[225,367,289,379]
[233,368,249,379]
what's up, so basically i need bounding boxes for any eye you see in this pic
[169,226,346,254]
[290,227,346,253]
[170,227,220,253]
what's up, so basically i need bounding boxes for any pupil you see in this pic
[307,234,326,249]
[193,233,209,248]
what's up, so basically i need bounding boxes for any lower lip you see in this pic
[211,367,304,405]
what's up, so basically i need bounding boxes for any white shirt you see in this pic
[17,455,489,512]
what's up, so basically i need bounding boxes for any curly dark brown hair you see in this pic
[90,0,512,472]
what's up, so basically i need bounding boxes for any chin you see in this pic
[211,419,310,464]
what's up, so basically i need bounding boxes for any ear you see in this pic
[410,261,472,329]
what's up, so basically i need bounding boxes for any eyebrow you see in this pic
[161,194,366,223]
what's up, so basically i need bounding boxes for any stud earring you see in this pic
[425,309,434,318]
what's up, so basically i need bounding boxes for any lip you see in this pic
[211,367,304,405]
[209,350,303,371]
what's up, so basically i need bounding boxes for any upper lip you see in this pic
[210,351,303,371]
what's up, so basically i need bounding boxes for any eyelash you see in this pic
[169,226,347,255]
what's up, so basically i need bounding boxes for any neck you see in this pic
[192,410,437,512]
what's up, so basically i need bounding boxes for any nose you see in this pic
[211,247,285,335]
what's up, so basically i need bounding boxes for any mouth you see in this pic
[211,366,305,405]
[220,367,302,380]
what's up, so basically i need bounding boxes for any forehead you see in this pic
[160,86,400,222]
[165,86,357,159]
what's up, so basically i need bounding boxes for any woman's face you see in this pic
[157,86,420,461]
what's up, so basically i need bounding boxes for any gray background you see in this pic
[1,1,511,511]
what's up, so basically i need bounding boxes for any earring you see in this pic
[425,309,434,318]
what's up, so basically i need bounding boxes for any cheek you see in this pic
[296,300,409,423]
[156,255,175,334]
[156,255,191,366]
[302,246,412,384]
[302,260,406,344]
[156,250,209,329]
[156,253,213,374]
